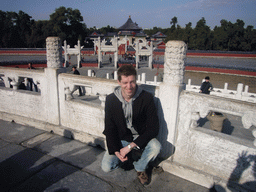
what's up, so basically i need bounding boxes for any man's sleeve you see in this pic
[133,95,159,149]
[103,95,123,155]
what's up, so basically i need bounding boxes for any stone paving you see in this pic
[0,119,211,192]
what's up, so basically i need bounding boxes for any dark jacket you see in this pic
[103,90,159,155]
[73,69,80,75]
[200,81,213,94]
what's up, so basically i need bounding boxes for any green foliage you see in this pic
[49,6,87,47]
[0,10,32,48]
[145,17,256,51]
[0,8,255,51]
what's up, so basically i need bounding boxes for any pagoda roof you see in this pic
[135,31,147,37]
[105,32,118,37]
[89,31,104,37]
[152,31,167,38]
[118,16,142,31]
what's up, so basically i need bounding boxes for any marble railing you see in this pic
[0,67,47,123]
[112,72,256,103]
[186,79,256,103]
[0,38,256,191]
[166,91,256,189]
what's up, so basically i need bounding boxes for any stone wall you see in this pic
[0,37,255,191]
[162,91,256,189]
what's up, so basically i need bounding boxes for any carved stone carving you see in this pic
[190,112,200,128]
[164,41,187,85]
[242,110,256,146]
[46,37,62,68]
[64,87,73,100]
[99,94,107,108]
[242,111,256,129]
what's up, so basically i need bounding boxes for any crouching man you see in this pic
[101,65,161,185]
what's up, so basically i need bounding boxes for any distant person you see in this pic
[200,76,213,94]
[92,70,96,77]
[71,66,82,96]
[109,56,112,63]
[28,63,35,69]
[27,63,38,92]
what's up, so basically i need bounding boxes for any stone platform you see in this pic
[0,119,211,192]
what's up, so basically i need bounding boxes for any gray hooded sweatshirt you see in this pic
[114,85,143,139]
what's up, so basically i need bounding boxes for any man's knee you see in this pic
[101,152,118,172]
[148,138,161,155]
[101,163,112,173]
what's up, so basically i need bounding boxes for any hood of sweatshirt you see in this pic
[114,85,142,133]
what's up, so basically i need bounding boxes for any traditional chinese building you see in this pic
[151,31,167,47]
[118,16,147,45]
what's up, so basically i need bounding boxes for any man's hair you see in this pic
[117,65,137,81]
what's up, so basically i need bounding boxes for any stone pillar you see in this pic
[148,41,153,69]
[158,40,187,159]
[97,37,102,68]
[114,71,118,80]
[63,40,69,68]
[77,40,81,68]
[141,73,146,84]
[46,37,63,68]
[135,40,139,69]
[236,83,243,99]
[114,36,118,69]
[44,37,66,125]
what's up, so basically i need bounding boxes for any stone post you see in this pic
[158,40,187,159]
[97,37,102,68]
[77,40,81,68]
[62,40,69,68]
[44,37,66,125]
[88,69,92,77]
[236,83,243,99]
[223,83,229,94]
[135,40,139,69]
[114,71,118,80]
[46,37,62,68]
[141,73,146,84]
[149,41,153,69]
[114,36,118,69]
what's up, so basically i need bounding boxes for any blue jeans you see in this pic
[101,138,161,172]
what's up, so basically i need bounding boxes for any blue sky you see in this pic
[1,0,255,29]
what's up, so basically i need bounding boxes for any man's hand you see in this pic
[120,146,131,158]
[115,151,128,162]
[119,142,138,158]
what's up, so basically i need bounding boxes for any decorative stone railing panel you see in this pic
[58,73,119,143]
[0,67,46,121]
[173,90,256,186]
[186,79,256,103]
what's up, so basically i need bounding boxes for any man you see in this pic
[200,76,213,94]
[71,66,82,96]
[101,65,161,185]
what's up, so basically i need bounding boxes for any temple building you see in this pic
[118,16,147,45]
[151,31,167,47]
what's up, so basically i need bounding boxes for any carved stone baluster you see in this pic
[242,110,256,146]
[190,112,200,128]
[64,87,73,100]
[99,94,107,108]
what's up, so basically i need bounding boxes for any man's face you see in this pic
[118,75,136,99]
